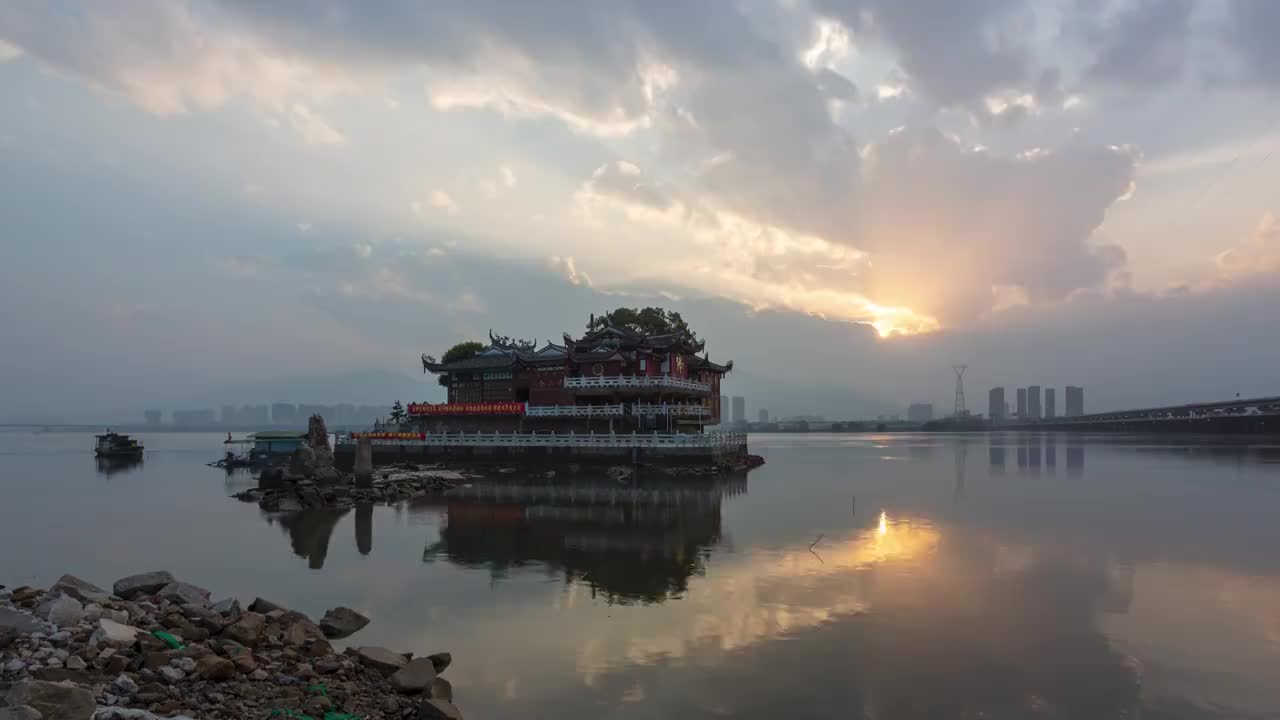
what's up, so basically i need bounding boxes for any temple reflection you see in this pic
[418,476,747,604]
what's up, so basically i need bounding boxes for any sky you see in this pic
[1,0,1279,422]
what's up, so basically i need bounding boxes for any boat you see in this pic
[95,431,144,458]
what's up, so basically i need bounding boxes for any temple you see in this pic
[415,321,732,433]
[336,315,746,466]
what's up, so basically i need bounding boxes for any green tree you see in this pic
[389,400,406,424]
[441,341,485,364]
[587,307,697,340]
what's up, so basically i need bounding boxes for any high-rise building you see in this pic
[221,405,238,426]
[1066,386,1084,417]
[758,409,769,424]
[272,403,297,427]
[1028,386,1042,419]
[907,403,934,422]
[1045,388,1056,419]
[988,387,1005,422]
[719,395,728,424]
[173,409,217,427]
[1016,388,1028,418]
[143,410,162,426]
[731,396,746,425]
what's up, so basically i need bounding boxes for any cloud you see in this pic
[813,0,1035,108]
[0,38,20,61]
[1228,0,1280,90]
[550,256,592,287]
[429,189,458,214]
[1214,212,1280,281]
[0,1,361,115]
[288,103,345,145]
[578,161,682,218]
[1078,0,1195,94]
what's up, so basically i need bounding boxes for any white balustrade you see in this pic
[337,431,746,452]
[564,375,711,393]
[632,403,712,417]
[525,404,624,417]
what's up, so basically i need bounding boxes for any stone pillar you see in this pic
[355,503,373,556]
[354,436,373,488]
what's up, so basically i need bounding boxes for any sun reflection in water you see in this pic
[879,510,889,536]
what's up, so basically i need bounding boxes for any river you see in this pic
[2,430,1279,719]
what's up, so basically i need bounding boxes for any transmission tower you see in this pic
[952,365,968,417]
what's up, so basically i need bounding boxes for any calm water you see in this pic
[3,430,1280,719]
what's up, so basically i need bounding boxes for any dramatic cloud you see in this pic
[1078,0,1195,94]
[1228,0,1280,90]
[1214,212,1280,282]
[813,0,1035,108]
[2,0,1278,419]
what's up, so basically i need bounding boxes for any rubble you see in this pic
[1,572,460,720]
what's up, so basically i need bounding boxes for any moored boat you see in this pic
[94,431,144,458]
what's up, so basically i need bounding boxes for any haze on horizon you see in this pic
[2,1,1279,423]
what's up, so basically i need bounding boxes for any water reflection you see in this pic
[94,455,144,478]
[262,503,375,569]
[418,476,746,604]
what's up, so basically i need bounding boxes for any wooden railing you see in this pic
[564,375,711,393]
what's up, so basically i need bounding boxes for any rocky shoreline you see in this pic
[1,572,460,720]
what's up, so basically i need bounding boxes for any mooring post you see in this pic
[354,436,373,488]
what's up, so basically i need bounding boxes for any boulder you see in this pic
[89,619,139,649]
[390,658,437,694]
[428,677,453,703]
[111,674,139,696]
[354,646,408,677]
[194,656,235,682]
[111,572,174,600]
[416,698,464,720]
[319,607,369,639]
[50,575,110,605]
[219,612,266,648]
[427,652,452,674]
[208,598,241,620]
[36,594,83,629]
[0,608,52,635]
[156,583,208,608]
[5,680,95,720]
[246,598,284,614]
[0,707,44,720]
[287,445,317,478]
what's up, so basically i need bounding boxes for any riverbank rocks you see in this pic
[318,607,368,639]
[193,656,234,683]
[3,572,463,719]
[6,679,96,720]
[155,584,207,609]
[416,698,464,720]
[218,613,265,648]
[89,620,138,650]
[50,576,110,605]
[37,594,84,629]
[111,574,173,601]
[354,646,407,677]
[389,657,436,693]
[0,609,52,636]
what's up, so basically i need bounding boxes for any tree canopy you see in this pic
[441,341,485,364]
[587,307,697,340]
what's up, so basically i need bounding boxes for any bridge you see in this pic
[1004,395,1280,433]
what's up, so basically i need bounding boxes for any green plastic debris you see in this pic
[308,683,328,696]
[150,630,185,650]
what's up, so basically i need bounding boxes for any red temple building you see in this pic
[415,320,732,434]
